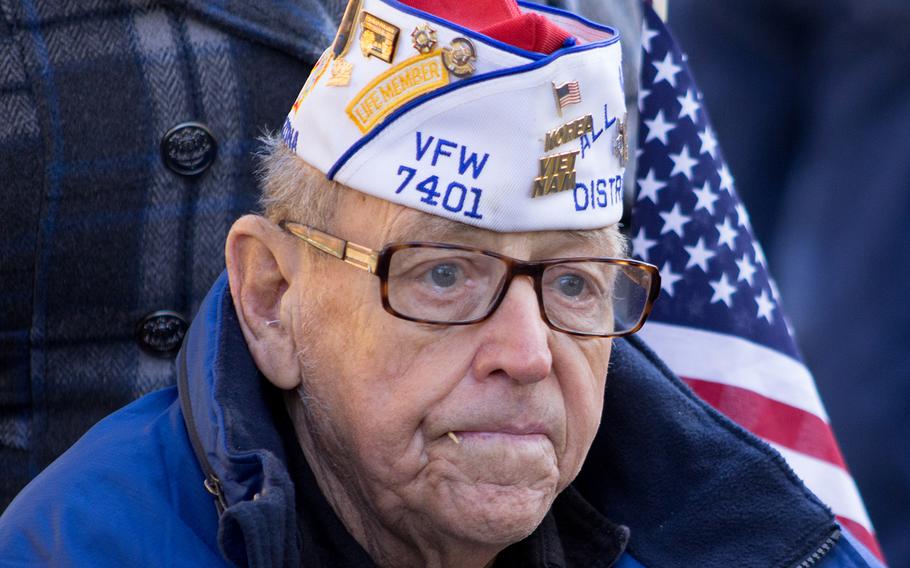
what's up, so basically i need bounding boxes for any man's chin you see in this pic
[426,481,558,546]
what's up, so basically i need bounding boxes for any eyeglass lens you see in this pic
[386,247,653,336]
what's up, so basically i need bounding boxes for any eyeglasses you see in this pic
[280,221,661,338]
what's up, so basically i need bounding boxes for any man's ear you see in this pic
[225,215,301,390]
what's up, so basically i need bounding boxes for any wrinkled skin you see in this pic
[227,188,618,568]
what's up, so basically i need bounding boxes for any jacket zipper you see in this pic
[178,348,229,515]
[796,528,841,568]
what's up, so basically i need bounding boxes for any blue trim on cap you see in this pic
[517,0,622,40]
[326,28,620,180]
[378,0,545,61]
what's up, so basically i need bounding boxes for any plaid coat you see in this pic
[0,0,343,508]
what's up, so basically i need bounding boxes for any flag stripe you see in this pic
[636,5,883,559]
[683,377,846,468]
[768,442,873,532]
[638,322,828,420]
[838,515,886,564]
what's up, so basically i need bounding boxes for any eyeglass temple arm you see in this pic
[282,222,379,274]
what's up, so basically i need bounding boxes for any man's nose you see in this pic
[471,277,553,385]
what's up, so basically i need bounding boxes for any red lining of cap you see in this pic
[400,0,572,54]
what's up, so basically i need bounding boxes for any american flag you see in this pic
[632,6,884,562]
[553,80,582,109]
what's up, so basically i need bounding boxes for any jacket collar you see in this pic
[157,0,341,61]
[179,272,837,566]
[577,333,838,567]
[179,273,299,565]
[0,0,339,62]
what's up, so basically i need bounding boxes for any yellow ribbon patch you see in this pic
[346,50,449,134]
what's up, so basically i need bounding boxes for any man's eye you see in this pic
[428,263,460,288]
[556,274,586,297]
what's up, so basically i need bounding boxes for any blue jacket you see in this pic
[0,274,882,567]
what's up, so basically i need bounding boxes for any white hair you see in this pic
[257,134,342,229]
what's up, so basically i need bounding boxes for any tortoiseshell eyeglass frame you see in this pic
[280,221,661,338]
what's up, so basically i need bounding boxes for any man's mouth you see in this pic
[443,429,550,445]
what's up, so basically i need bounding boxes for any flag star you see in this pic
[768,278,782,301]
[784,315,797,340]
[692,182,718,215]
[752,240,767,267]
[631,229,657,261]
[735,255,758,286]
[755,289,776,323]
[677,89,700,123]
[669,145,699,180]
[735,201,751,228]
[652,52,682,88]
[641,24,660,53]
[659,203,689,237]
[659,263,683,296]
[719,162,734,193]
[636,169,665,204]
[644,110,673,145]
[684,237,713,272]
[716,216,738,250]
[710,273,737,307]
[698,126,719,159]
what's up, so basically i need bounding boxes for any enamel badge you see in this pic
[442,37,477,77]
[360,12,400,63]
[411,23,438,54]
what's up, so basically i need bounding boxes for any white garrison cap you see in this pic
[284,0,627,232]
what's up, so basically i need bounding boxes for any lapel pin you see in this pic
[411,23,438,54]
[442,37,477,77]
[532,149,579,198]
[552,80,582,115]
[613,112,629,166]
[326,0,361,87]
[360,12,400,63]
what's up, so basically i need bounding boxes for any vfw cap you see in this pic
[284,0,627,232]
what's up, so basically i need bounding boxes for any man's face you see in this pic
[284,190,616,548]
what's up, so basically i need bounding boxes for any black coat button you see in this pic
[161,122,217,176]
[137,310,188,356]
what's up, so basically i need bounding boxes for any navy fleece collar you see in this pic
[180,272,837,567]
[578,335,838,567]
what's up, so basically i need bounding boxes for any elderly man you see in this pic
[0,0,876,566]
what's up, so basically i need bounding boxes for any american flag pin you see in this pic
[552,80,582,114]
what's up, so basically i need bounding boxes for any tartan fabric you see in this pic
[0,0,341,509]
